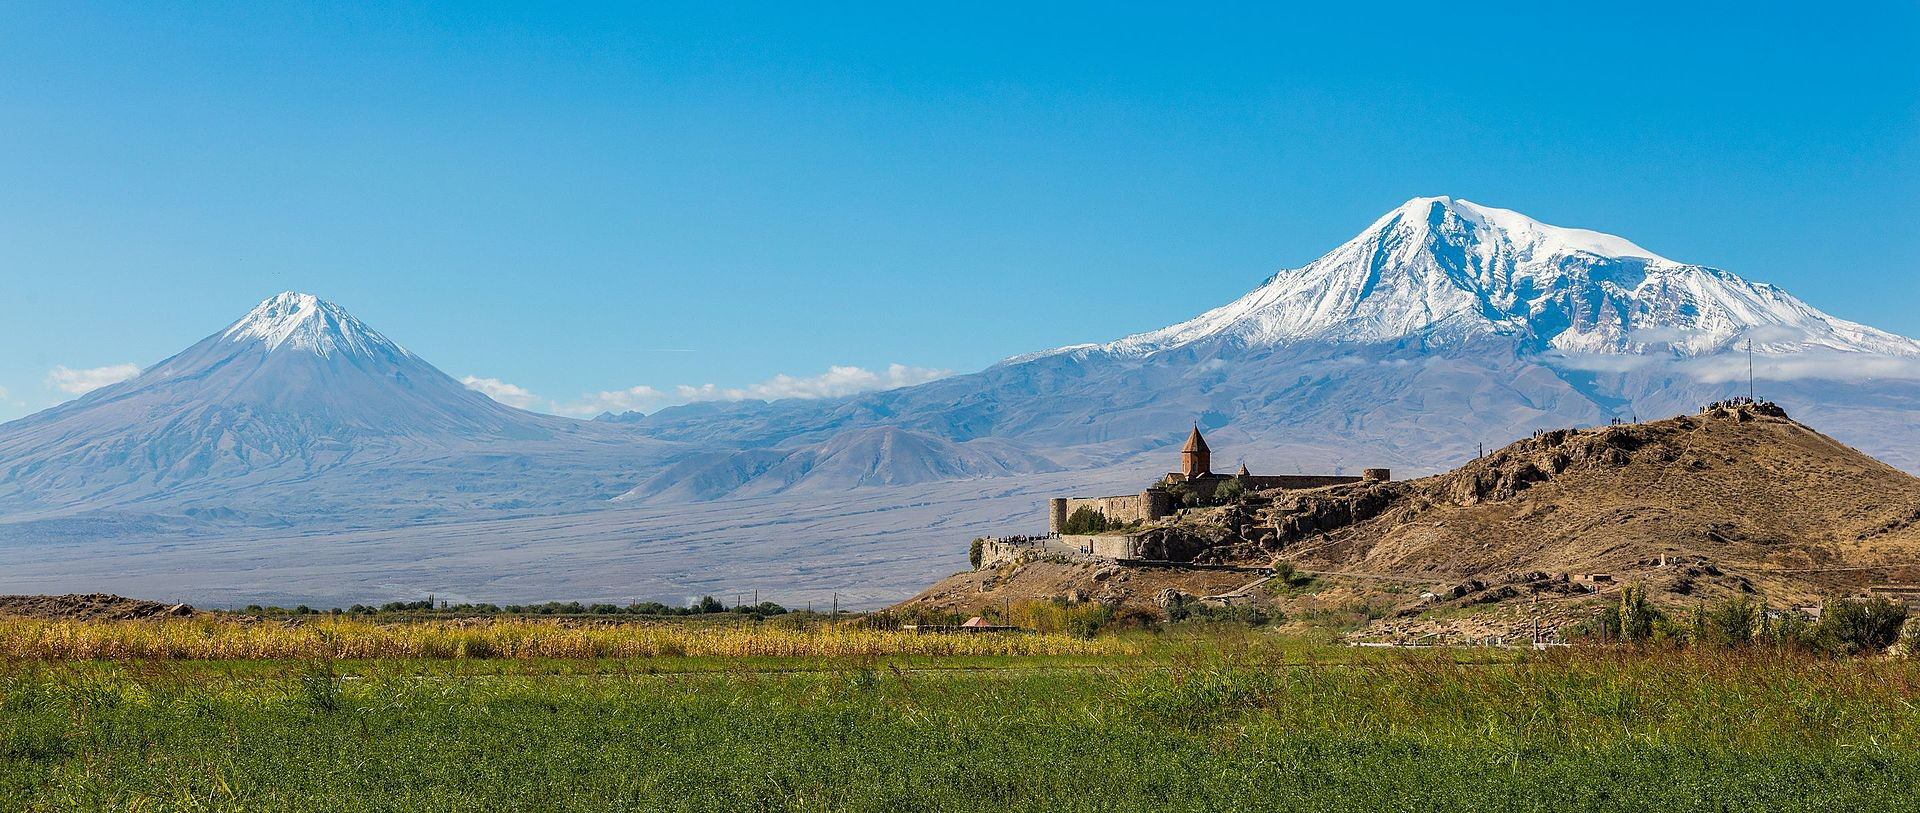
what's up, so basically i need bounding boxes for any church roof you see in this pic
[1182,426,1210,454]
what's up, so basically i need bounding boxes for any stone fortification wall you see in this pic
[1060,533,1144,559]
[1242,474,1367,491]
[1049,491,1174,532]
[979,534,1143,567]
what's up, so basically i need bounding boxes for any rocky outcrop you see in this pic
[0,594,194,620]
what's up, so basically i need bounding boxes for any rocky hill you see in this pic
[1255,401,1920,601]
[901,403,1920,637]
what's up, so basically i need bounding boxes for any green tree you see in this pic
[1061,507,1111,535]
[1619,583,1661,643]
[1214,479,1247,505]
[1696,596,1760,647]
[969,538,986,569]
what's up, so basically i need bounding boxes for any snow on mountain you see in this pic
[1067,197,1920,360]
[220,291,408,358]
[0,293,668,521]
[623,197,1920,474]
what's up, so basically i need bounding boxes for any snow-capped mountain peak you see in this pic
[222,292,408,358]
[1385,196,1667,263]
[1077,197,1920,360]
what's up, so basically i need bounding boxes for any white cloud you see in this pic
[1623,326,1695,345]
[554,385,672,417]
[0,385,8,400]
[1549,349,1920,383]
[1680,350,1920,384]
[461,376,542,409]
[673,364,951,402]
[45,363,141,395]
[553,363,952,417]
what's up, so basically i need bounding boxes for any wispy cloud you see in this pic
[553,363,951,417]
[671,364,950,402]
[461,375,542,409]
[45,363,141,395]
[1549,349,1920,383]
[555,385,671,417]
[1680,349,1920,384]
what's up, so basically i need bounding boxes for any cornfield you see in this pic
[0,616,1142,661]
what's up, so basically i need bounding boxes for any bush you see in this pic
[969,538,985,569]
[1061,507,1111,535]
[1620,584,1662,642]
[1568,583,1667,643]
[1815,596,1908,656]
[1694,596,1760,647]
[1214,479,1247,505]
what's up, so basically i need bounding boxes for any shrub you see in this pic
[1762,610,1816,650]
[1214,479,1247,505]
[1061,507,1111,535]
[1568,583,1666,643]
[1619,583,1661,642]
[969,538,985,569]
[1815,596,1908,656]
[1694,596,1761,647]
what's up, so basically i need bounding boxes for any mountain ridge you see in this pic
[600,197,1920,483]
[1028,197,1920,360]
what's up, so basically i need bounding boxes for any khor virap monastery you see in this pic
[1047,426,1391,534]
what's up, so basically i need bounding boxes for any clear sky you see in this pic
[2,2,1916,419]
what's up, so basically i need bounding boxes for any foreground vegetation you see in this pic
[4,640,1919,811]
[1574,587,1914,655]
[0,616,1139,660]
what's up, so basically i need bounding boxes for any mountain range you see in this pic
[4,197,1917,606]
[607,197,1920,473]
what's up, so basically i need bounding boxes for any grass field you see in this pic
[4,619,1920,811]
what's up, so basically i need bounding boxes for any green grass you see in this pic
[5,641,1919,811]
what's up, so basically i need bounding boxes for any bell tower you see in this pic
[1181,425,1211,479]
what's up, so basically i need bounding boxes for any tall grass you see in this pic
[5,647,1919,811]
[0,617,1141,660]
[1123,647,1920,750]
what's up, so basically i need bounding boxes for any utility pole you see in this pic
[831,592,838,617]
[1747,338,1756,402]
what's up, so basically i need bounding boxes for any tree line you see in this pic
[1573,584,1911,655]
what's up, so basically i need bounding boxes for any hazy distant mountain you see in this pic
[4,201,1917,609]
[613,427,1061,503]
[611,197,1920,474]
[0,293,671,525]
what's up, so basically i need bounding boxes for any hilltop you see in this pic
[901,403,1920,638]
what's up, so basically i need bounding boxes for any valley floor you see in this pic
[4,625,1919,812]
[0,467,1154,611]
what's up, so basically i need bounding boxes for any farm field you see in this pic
[4,618,1920,811]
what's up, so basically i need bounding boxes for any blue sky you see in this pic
[2,2,1916,419]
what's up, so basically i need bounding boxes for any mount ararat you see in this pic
[608,197,1920,477]
[4,197,1917,606]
